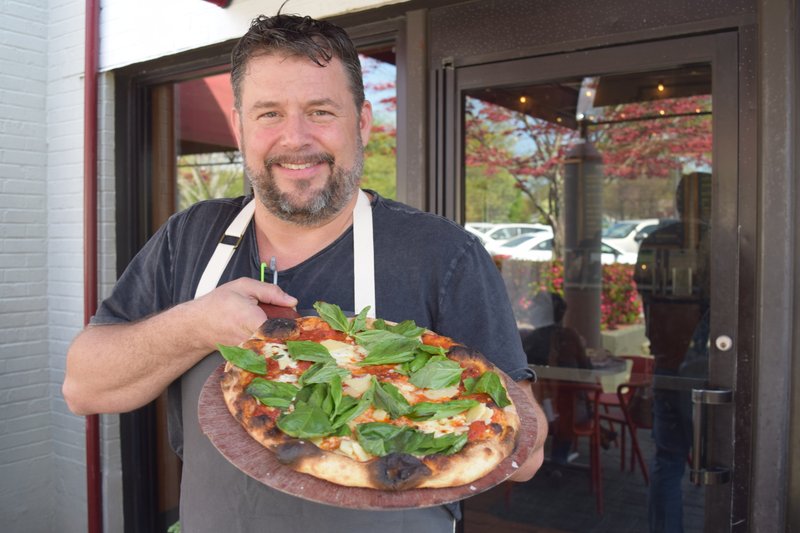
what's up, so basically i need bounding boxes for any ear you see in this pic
[359,100,373,147]
[231,107,243,151]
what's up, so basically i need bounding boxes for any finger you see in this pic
[231,278,298,307]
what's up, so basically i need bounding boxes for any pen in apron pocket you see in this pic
[259,257,278,285]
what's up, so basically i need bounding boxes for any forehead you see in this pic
[239,53,352,105]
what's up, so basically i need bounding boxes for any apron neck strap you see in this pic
[352,189,376,317]
[194,190,377,318]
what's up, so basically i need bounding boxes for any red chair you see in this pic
[550,380,605,514]
[598,356,654,483]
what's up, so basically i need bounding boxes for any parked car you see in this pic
[481,223,553,248]
[464,222,494,235]
[493,235,637,264]
[485,232,540,256]
[601,218,663,254]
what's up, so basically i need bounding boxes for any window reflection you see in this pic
[464,65,712,350]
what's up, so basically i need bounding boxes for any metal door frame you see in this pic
[433,31,748,530]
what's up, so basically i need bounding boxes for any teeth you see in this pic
[281,162,314,170]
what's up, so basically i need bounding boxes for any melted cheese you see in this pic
[261,343,298,371]
[465,403,494,424]
[343,375,372,397]
[335,438,371,462]
[320,339,365,366]
[421,384,460,401]
[413,414,470,438]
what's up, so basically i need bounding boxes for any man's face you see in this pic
[232,53,372,226]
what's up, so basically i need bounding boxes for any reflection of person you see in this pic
[62,13,545,532]
[634,173,711,533]
[523,291,592,464]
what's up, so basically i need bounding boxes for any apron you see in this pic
[180,190,456,532]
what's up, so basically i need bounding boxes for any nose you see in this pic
[278,112,312,151]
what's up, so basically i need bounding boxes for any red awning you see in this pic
[177,73,238,154]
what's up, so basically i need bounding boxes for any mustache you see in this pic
[264,152,335,167]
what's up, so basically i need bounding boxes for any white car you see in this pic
[485,232,542,256]
[601,219,663,254]
[481,223,553,248]
[464,222,494,235]
[494,235,637,264]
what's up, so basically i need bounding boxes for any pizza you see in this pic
[217,301,521,491]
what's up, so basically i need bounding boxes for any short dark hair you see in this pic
[231,14,365,112]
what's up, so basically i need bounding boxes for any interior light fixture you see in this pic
[519,96,527,104]
[657,81,665,92]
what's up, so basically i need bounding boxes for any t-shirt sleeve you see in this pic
[435,238,535,382]
[91,217,177,326]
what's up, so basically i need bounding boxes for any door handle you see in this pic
[690,388,733,485]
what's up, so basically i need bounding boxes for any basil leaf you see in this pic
[296,383,328,409]
[412,431,469,456]
[463,371,511,408]
[408,399,479,421]
[406,346,435,374]
[217,344,266,375]
[355,422,417,456]
[245,378,299,410]
[298,362,350,386]
[418,344,446,356]
[330,394,370,431]
[372,378,412,419]
[408,356,463,389]
[355,330,420,366]
[350,306,370,334]
[329,375,343,416]
[276,402,334,438]
[386,320,426,338]
[313,301,351,333]
[286,340,334,363]
[355,422,469,457]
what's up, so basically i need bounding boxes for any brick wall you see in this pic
[0,0,54,531]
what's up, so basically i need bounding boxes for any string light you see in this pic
[657,81,665,92]
[519,96,527,104]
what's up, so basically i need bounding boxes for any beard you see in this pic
[245,140,364,227]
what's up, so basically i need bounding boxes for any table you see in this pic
[530,357,633,394]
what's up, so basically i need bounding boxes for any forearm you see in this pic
[63,300,214,415]
[63,278,298,415]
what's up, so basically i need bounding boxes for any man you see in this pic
[634,173,711,533]
[64,13,545,532]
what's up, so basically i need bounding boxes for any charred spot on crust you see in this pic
[369,453,432,490]
[273,439,323,465]
[446,345,486,364]
[258,318,297,339]
[490,422,503,435]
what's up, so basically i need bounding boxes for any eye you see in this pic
[310,109,336,122]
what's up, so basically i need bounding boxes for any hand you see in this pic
[191,278,298,349]
[508,380,547,482]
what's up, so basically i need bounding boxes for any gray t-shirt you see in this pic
[94,191,532,532]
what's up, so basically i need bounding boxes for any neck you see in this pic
[252,191,362,271]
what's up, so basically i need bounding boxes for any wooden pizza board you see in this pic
[198,364,538,510]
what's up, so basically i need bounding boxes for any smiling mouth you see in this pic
[279,162,317,170]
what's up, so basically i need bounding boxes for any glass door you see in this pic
[449,33,739,532]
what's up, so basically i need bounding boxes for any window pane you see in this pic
[360,49,397,199]
[175,73,245,211]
